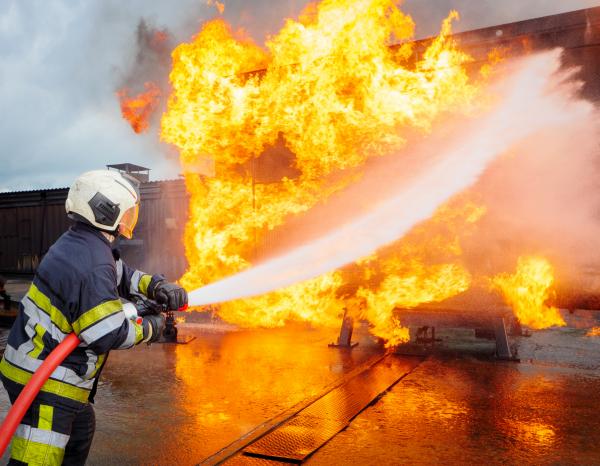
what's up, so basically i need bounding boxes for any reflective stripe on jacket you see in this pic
[0,222,156,405]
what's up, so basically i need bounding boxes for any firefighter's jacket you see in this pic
[0,222,158,405]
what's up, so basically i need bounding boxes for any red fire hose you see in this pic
[0,333,80,456]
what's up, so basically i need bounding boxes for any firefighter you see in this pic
[0,170,188,465]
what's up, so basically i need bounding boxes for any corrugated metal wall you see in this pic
[0,190,71,274]
[0,180,188,280]
[445,7,600,100]
[118,180,189,280]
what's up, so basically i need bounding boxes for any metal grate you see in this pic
[224,453,291,465]
[239,355,422,463]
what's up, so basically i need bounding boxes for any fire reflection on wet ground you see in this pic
[0,320,598,465]
[88,323,380,465]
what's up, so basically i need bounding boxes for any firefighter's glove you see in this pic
[142,314,165,344]
[150,279,188,311]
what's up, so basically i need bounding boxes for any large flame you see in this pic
[160,0,484,342]
[493,256,566,329]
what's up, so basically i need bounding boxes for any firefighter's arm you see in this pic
[113,249,187,311]
[74,265,158,352]
[113,249,161,301]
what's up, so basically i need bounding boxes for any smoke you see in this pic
[118,19,174,91]
[0,1,204,190]
[188,50,596,306]
[218,0,308,43]
[115,20,175,134]
[0,0,319,190]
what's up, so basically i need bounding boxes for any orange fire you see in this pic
[206,0,225,14]
[358,263,470,346]
[160,0,490,343]
[117,82,161,133]
[353,200,484,346]
[492,256,565,329]
[587,327,600,337]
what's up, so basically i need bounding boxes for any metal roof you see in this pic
[106,163,150,173]
[0,179,186,208]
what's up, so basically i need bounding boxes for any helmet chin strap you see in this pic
[100,231,116,243]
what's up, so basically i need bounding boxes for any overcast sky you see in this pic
[1,0,599,191]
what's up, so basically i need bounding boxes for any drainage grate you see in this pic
[236,355,422,463]
[223,454,290,465]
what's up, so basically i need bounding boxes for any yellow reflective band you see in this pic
[38,405,53,431]
[28,324,47,359]
[28,284,72,334]
[90,354,106,379]
[73,299,122,334]
[134,321,144,344]
[11,437,65,465]
[0,358,89,404]
[139,274,152,295]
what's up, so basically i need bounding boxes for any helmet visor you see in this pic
[119,204,139,239]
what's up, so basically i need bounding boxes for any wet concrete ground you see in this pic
[307,353,600,465]
[0,322,381,465]
[90,323,382,465]
[306,318,600,466]
[0,311,599,465]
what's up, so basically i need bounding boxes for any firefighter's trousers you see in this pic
[4,380,95,466]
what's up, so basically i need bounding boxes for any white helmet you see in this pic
[65,170,140,239]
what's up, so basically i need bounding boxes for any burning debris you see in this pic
[117,82,161,133]
[117,19,174,133]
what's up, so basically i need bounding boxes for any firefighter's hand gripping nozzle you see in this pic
[148,278,188,343]
[124,291,190,344]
